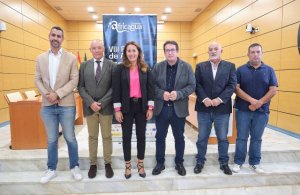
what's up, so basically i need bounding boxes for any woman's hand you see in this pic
[115,111,123,123]
[146,109,153,120]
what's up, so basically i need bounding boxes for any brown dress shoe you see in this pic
[105,164,114,178]
[88,165,97,179]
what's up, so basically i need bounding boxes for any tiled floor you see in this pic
[0,120,299,160]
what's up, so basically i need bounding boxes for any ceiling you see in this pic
[44,0,213,22]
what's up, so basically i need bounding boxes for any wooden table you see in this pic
[6,93,83,149]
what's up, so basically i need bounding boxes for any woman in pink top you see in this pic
[112,41,154,179]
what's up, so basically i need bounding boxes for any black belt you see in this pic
[130,97,141,103]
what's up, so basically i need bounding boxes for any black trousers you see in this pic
[121,98,147,161]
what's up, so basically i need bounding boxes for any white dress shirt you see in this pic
[48,48,62,89]
[210,61,219,80]
[202,61,223,103]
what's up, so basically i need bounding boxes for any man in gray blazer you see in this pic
[152,40,196,176]
[78,40,116,179]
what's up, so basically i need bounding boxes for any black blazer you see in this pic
[194,60,237,114]
[112,64,154,114]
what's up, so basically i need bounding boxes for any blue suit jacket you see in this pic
[194,60,237,114]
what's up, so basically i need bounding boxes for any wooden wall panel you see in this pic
[277,112,300,134]
[282,22,299,48]
[263,50,281,70]
[0,0,22,12]
[0,73,2,91]
[22,1,39,22]
[278,91,300,115]
[251,30,282,52]
[0,109,9,122]
[282,0,300,26]
[1,39,24,58]
[24,31,39,48]
[279,70,300,92]
[0,23,23,44]
[254,8,282,34]
[23,17,40,36]
[0,2,23,27]
[1,56,26,74]
[269,110,278,126]
[281,47,300,69]
[24,60,35,74]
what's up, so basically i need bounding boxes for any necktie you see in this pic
[95,60,101,83]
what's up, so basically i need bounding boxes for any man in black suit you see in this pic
[194,42,237,175]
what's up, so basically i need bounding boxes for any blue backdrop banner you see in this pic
[103,14,157,68]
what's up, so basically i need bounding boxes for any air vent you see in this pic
[54,6,62,11]
[194,8,202,12]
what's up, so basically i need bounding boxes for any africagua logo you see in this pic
[109,21,143,33]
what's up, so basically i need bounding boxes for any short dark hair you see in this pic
[163,40,179,51]
[50,26,64,38]
[248,43,262,53]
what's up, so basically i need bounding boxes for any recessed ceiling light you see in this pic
[134,7,141,12]
[92,15,98,19]
[119,7,125,12]
[161,15,167,20]
[165,7,172,13]
[87,7,94,13]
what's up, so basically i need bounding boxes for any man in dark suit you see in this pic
[78,40,116,179]
[152,40,196,176]
[194,42,237,175]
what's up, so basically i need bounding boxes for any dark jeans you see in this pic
[155,105,186,164]
[121,99,147,161]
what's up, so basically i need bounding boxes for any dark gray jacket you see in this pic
[152,58,196,118]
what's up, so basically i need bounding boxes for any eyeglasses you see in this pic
[165,49,177,53]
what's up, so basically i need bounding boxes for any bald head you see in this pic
[90,39,105,60]
[208,41,223,63]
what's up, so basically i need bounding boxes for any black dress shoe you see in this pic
[88,165,97,178]
[194,163,204,174]
[175,163,186,176]
[152,163,165,175]
[220,164,232,175]
[105,163,114,178]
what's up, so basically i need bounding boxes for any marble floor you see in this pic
[0,121,300,195]
[0,120,299,161]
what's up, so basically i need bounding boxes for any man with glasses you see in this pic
[152,40,196,176]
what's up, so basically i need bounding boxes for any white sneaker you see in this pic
[40,169,57,184]
[249,164,264,173]
[71,166,83,181]
[232,164,242,173]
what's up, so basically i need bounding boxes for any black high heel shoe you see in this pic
[137,160,146,178]
[124,161,131,179]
